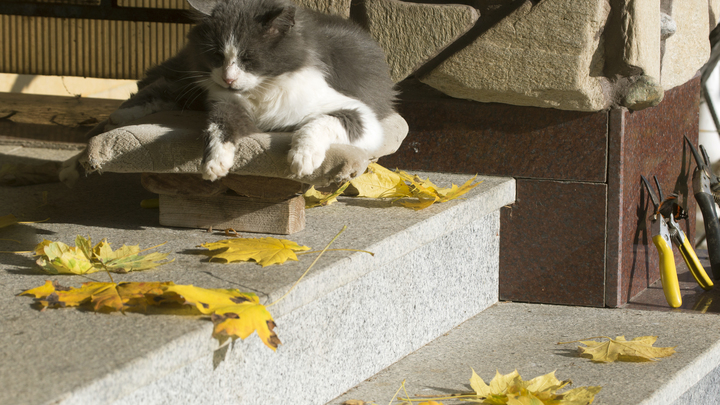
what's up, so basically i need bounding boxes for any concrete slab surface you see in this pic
[0,146,515,405]
[330,302,720,405]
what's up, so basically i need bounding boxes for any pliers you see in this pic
[642,175,714,308]
[684,136,720,280]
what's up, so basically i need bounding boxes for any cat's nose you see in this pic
[224,77,235,86]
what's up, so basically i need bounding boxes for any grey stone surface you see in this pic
[672,363,720,405]
[0,152,515,405]
[363,0,478,83]
[330,303,720,405]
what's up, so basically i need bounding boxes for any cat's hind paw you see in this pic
[202,140,236,181]
[288,145,326,177]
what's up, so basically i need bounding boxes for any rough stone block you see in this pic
[362,0,479,82]
[623,0,661,80]
[292,0,350,18]
[420,0,611,111]
[661,1,711,90]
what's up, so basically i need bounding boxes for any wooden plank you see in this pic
[158,194,305,235]
[0,92,121,127]
[141,173,229,197]
[221,174,309,202]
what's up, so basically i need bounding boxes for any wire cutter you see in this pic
[642,175,714,308]
[684,136,720,280]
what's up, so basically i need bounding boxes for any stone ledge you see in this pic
[330,302,720,405]
[0,166,515,405]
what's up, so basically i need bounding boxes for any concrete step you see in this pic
[0,149,515,405]
[329,302,720,405]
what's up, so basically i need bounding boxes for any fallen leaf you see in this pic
[304,182,350,208]
[163,284,259,314]
[0,214,18,228]
[34,236,172,274]
[404,369,600,405]
[562,335,676,363]
[341,400,366,405]
[200,237,311,266]
[18,280,279,349]
[212,304,281,350]
[348,163,481,210]
[348,163,411,198]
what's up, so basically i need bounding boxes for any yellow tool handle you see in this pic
[652,234,682,308]
[678,237,714,290]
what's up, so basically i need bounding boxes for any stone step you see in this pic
[329,302,720,405]
[0,152,515,405]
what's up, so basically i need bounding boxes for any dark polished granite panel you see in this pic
[379,82,608,182]
[606,77,700,307]
[499,179,606,306]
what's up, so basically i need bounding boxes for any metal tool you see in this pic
[642,175,714,308]
[685,136,720,280]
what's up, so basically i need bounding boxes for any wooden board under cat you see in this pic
[142,173,307,234]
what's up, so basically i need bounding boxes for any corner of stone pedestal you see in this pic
[621,75,664,111]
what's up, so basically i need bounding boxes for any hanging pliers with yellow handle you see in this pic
[642,175,714,308]
[685,136,720,280]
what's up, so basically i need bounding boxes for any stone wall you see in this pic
[337,0,717,112]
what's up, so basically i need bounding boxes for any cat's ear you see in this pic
[261,6,296,36]
[186,0,220,16]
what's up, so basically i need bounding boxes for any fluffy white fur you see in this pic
[202,122,237,181]
[204,57,384,177]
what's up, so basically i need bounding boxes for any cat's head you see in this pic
[187,0,306,93]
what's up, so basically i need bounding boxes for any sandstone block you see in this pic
[661,1,711,90]
[623,0,661,80]
[419,0,611,111]
[293,0,350,18]
[362,0,479,83]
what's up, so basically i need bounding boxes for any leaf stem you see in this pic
[557,336,613,345]
[296,248,374,256]
[268,225,347,307]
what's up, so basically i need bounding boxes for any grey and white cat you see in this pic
[109,0,396,180]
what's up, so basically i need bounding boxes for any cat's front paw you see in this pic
[108,106,147,128]
[202,141,236,181]
[288,145,326,177]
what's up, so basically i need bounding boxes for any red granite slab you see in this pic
[605,77,700,307]
[379,80,608,182]
[499,179,607,306]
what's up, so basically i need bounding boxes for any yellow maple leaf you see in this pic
[0,214,18,228]
[33,236,172,275]
[563,335,676,363]
[465,369,600,405]
[18,280,279,349]
[200,237,311,266]
[163,284,259,314]
[348,163,481,210]
[349,162,411,198]
[304,182,350,208]
[212,303,281,350]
